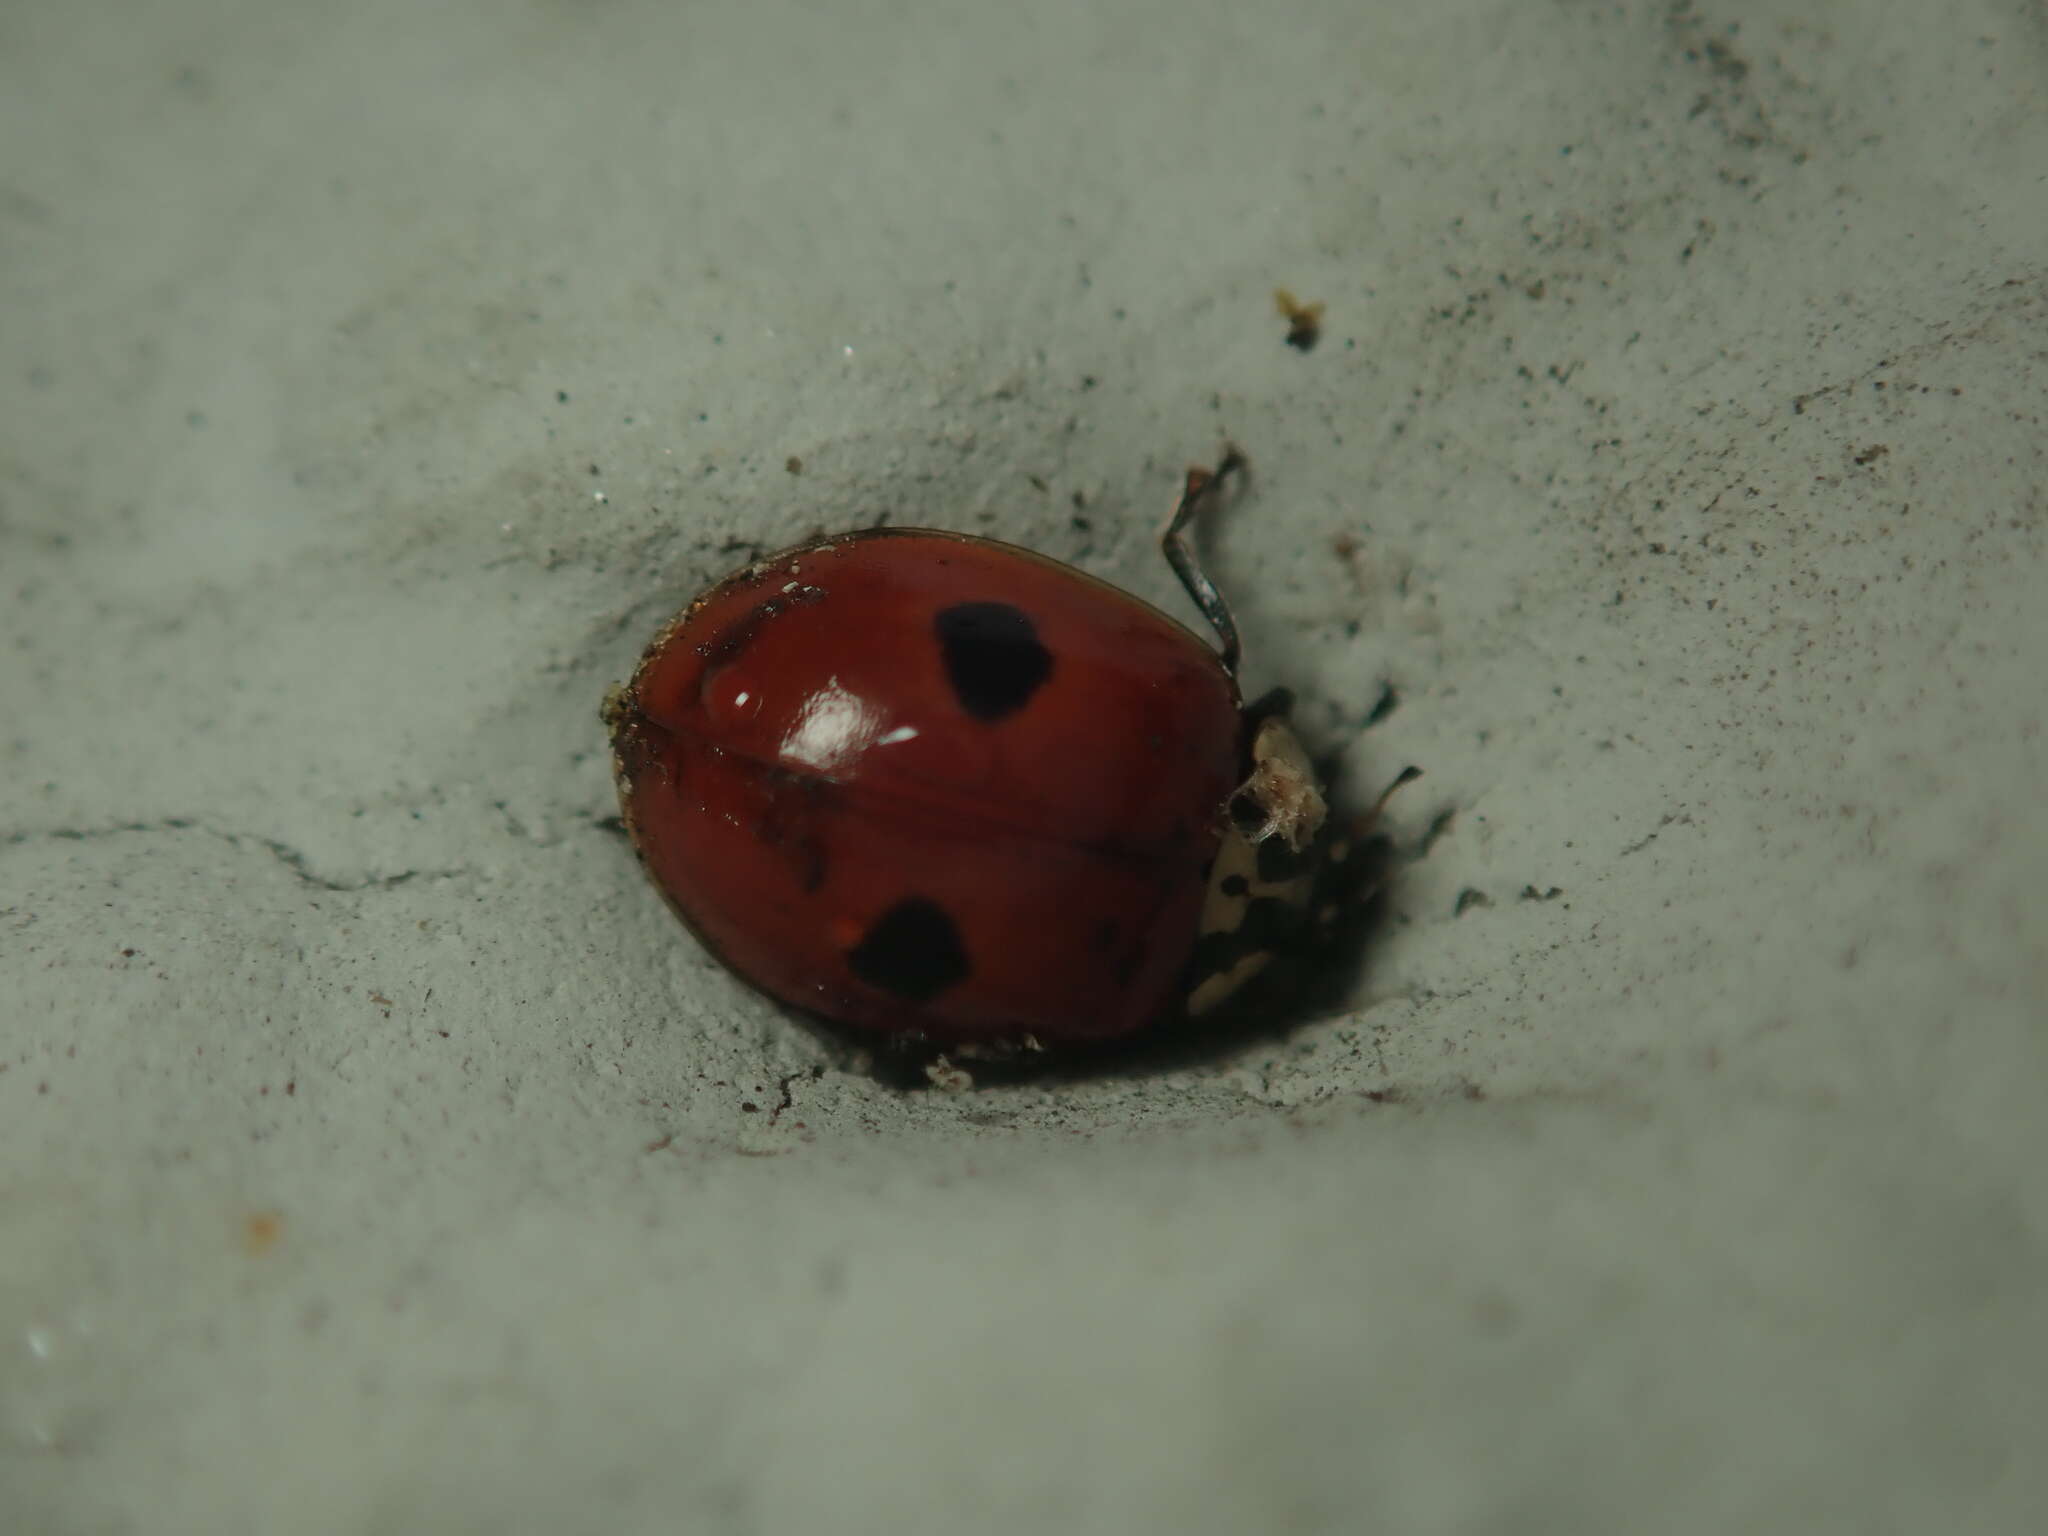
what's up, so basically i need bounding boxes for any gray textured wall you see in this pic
[4,1,2043,1531]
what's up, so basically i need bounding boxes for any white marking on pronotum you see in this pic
[1188,715,1327,1016]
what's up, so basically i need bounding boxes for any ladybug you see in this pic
[603,450,1410,1051]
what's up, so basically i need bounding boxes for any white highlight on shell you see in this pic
[780,678,878,773]
[778,682,916,771]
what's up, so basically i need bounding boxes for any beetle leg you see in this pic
[1158,446,1248,676]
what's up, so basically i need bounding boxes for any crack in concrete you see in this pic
[3,818,471,892]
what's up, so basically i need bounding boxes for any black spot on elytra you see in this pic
[847,898,970,1002]
[933,602,1053,721]
[1228,792,1267,834]
[1219,873,1250,898]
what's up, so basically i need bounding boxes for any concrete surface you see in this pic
[4,0,2045,1531]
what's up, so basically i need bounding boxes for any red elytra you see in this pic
[605,527,1244,1045]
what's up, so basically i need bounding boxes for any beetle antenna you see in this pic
[1158,446,1248,676]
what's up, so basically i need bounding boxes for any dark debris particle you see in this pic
[1419,808,1456,857]
[1274,287,1326,352]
